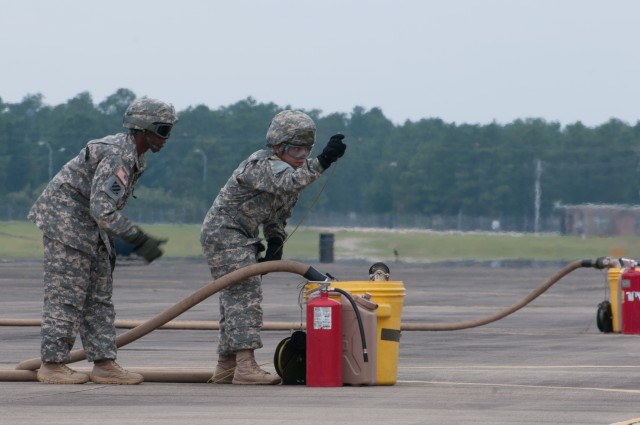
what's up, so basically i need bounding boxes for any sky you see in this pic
[2,0,640,127]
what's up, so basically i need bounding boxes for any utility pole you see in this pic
[194,149,207,184]
[534,159,542,233]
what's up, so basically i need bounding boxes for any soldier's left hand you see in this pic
[124,228,168,263]
[136,234,168,263]
[258,237,283,262]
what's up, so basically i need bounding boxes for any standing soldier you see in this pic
[201,110,347,385]
[28,97,178,384]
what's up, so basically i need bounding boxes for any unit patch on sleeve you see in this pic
[104,175,126,201]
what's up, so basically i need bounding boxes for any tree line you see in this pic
[2,88,640,230]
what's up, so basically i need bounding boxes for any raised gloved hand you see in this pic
[317,133,346,169]
[258,237,283,262]
[123,227,168,263]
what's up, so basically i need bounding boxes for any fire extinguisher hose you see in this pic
[331,287,368,362]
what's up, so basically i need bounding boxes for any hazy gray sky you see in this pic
[2,0,639,126]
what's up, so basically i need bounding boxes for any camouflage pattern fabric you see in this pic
[203,244,263,355]
[29,132,147,363]
[266,110,316,147]
[123,97,178,131]
[29,133,146,256]
[41,236,116,363]
[201,148,324,354]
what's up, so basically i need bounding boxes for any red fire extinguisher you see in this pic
[621,267,640,334]
[306,289,343,387]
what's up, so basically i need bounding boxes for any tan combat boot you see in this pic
[90,359,144,385]
[232,349,281,385]
[208,354,236,384]
[37,362,90,384]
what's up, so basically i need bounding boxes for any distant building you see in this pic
[555,203,640,237]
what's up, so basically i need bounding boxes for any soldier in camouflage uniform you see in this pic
[28,97,178,385]
[201,110,347,385]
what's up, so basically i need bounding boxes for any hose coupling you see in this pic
[581,256,615,269]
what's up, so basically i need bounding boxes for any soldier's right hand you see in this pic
[123,228,168,263]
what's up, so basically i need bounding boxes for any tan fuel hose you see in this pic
[14,259,327,371]
[0,319,301,330]
[401,258,596,331]
[0,257,611,382]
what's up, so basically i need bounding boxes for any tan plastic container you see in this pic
[341,293,378,386]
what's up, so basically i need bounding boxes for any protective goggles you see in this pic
[281,143,314,159]
[150,122,173,139]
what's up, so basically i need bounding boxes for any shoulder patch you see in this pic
[116,166,129,186]
[104,175,126,201]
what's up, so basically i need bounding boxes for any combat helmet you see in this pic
[266,110,316,147]
[123,97,178,138]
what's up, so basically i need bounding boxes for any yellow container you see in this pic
[306,280,406,385]
[608,268,622,333]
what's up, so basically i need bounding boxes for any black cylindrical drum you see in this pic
[319,233,334,263]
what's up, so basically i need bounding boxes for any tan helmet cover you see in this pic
[266,110,316,147]
[123,97,178,131]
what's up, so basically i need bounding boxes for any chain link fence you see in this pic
[2,202,561,233]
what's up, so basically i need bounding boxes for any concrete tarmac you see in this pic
[1,257,640,425]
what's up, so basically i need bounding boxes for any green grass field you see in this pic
[2,221,639,262]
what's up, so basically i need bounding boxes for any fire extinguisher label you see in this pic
[313,306,332,329]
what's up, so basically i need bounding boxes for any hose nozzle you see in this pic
[581,256,618,269]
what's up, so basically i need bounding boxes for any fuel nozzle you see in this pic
[618,258,638,268]
[581,256,632,269]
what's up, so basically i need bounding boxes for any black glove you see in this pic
[258,237,283,262]
[317,133,346,169]
[123,227,168,263]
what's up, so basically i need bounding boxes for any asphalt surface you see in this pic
[1,257,640,425]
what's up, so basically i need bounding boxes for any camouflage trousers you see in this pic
[41,235,117,363]
[203,244,263,355]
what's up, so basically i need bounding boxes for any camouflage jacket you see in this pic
[200,149,324,257]
[28,133,146,256]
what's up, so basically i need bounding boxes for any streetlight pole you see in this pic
[534,159,542,234]
[194,149,207,184]
[38,140,53,181]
